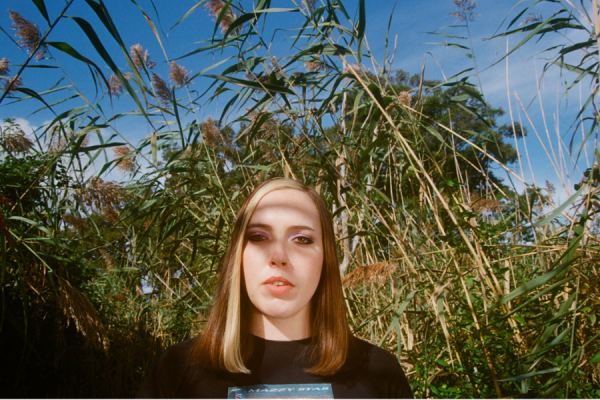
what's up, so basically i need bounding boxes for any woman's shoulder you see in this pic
[351,336,400,369]
[160,337,198,362]
[345,336,413,398]
[136,337,201,398]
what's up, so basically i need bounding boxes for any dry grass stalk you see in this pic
[130,44,155,71]
[79,177,127,210]
[1,131,33,153]
[113,145,135,173]
[205,0,235,33]
[151,73,172,106]
[169,61,191,87]
[58,278,109,352]
[10,10,46,60]
[0,58,9,77]
[201,116,221,146]
[3,75,23,94]
[343,261,396,289]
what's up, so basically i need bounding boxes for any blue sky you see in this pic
[1,0,597,204]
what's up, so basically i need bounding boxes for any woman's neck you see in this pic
[248,306,311,341]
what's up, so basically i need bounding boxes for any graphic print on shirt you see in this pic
[227,383,334,399]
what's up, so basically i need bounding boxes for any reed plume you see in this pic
[343,261,396,289]
[113,145,136,173]
[58,278,109,352]
[63,214,89,232]
[449,0,478,22]
[201,116,220,147]
[130,44,155,71]
[205,0,235,33]
[9,10,46,60]
[301,0,317,13]
[304,56,330,72]
[109,73,124,96]
[398,91,412,107]
[169,61,191,87]
[152,73,172,106]
[3,76,23,94]
[469,193,503,214]
[0,58,9,77]
[1,130,33,153]
[78,177,128,210]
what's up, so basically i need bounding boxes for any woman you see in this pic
[137,178,413,398]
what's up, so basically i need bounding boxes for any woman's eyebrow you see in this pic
[246,223,315,231]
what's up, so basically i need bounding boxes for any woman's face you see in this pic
[242,189,323,326]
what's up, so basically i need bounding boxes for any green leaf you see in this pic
[32,0,50,24]
[591,353,600,364]
[496,368,559,382]
[205,74,294,95]
[532,186,585,227]
[356,0,365,62]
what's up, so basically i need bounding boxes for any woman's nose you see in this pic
[269,241,288,267]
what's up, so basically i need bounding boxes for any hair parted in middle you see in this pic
[193,178,351,376]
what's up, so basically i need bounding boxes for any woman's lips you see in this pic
[263,276,294,295]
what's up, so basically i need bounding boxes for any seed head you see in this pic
[169,61,191,87]
[152,73,172,107]
[63,214,89,232]
[449,0,478,22]
[78,177,128,210]
[520,13,542,26]
[10,10,46,60]
[201,116,221,147]
[301,0,317,13]
[205,0,235,33]
[3,75,23,94]
[1,131,33,153]
[342,63,364,78]
[398,91,412,107]
[108,74,124,96]
[343,262,395,289]
[130,44,156,71]
[0,58,9,77]
[113,145,135,173]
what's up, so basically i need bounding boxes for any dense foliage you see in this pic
[1,0,599,397]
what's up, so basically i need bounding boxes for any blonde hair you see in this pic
[193,178,351,375]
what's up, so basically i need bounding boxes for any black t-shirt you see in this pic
[137,335,413,398]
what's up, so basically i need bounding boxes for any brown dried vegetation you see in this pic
[343,261,396,289]
[58,279,109,352]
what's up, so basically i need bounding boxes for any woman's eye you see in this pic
[294,236,313,245]
[247,233,267,242]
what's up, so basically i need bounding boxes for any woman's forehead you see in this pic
[249,189,320,226]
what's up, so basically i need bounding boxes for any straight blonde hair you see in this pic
[193,178,351,375]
